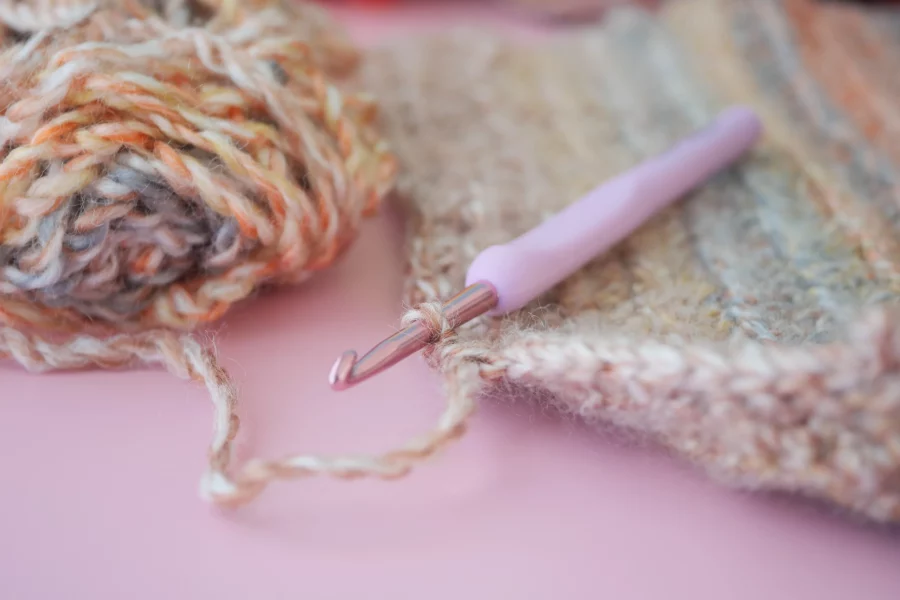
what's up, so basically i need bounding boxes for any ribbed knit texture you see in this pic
[361,0,900,523]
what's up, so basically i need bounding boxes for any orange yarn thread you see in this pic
[0,0,469,507]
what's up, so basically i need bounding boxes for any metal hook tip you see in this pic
[329,350,358,391]
[327,282,499,392]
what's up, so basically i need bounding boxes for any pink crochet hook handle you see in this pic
[329,106,763,390]
[466,105,762,314]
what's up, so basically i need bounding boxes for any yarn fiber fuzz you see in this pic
[361,0,900,524]
[0,0,408,506]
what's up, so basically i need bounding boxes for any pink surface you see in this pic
[2,4,900,599]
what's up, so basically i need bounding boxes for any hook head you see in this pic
[329,350,358,391]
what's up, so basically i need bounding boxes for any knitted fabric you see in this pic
[0,0,405,506]
[502,0,659,20]
[360,0,900,523]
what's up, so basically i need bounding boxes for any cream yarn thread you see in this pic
[0,324,479,505]
[0,0,474,507]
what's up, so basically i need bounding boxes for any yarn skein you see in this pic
[0,0,464,507]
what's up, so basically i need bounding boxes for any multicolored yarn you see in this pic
[0,0,397,332]
[361,0,900,523]
[0,0,410,506]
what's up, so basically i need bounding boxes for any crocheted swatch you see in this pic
[361,0,900,523]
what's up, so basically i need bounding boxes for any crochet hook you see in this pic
[329,106,763,391]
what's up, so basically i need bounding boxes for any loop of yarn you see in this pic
[401,300,453,341]
[400,299,502,386]
[0,0,481,507]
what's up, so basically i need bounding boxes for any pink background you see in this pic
[2,3,899,599]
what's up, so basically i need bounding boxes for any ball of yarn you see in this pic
[0,0,396,333]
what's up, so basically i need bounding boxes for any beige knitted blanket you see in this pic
[360,0,900,523]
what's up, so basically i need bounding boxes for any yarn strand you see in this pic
[0,325,480,506]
